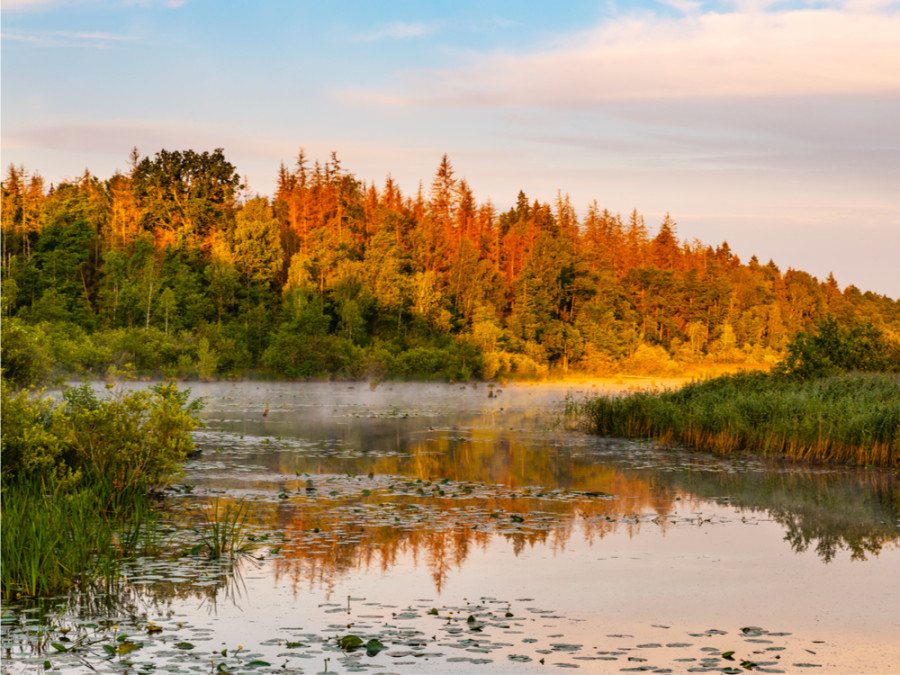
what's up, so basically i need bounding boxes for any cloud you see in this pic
[361,6,900,106]
[354,21,433,42]
[1,0,189,10]
[1,28,138,47]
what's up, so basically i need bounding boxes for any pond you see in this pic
[3,381,899,674]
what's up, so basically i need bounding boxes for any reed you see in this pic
[578,371,900,468]
[194,498,254,560]
[0,479,159,599]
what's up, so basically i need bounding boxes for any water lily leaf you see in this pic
[722,651,736,660]
[174,642,194,650]
[365,639,386,656]
[43,661,51,670]
[51,643,69,653]
[102,644,116,656]
[245,660,271,667]
[339,635,364,650]
[117,642,142,655]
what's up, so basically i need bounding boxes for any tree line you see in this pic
[2,148,898,384]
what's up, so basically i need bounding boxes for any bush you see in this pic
[778,317,894,379]
[1,381,204,506]
[0,318,53,386]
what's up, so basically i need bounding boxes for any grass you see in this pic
[194,498,254,560]
[576,371,900,468]
[0,478,160,599]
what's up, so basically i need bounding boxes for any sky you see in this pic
[2,0,899,297]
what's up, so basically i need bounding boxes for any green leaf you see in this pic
[365,638,386,656]
[245,660,271,667]
[722,651,735,660]
[174,642,194,650]
[117,642,142,655]
[51,643,69,653]
[338,635,364,650]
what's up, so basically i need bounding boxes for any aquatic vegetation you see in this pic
[0,381,203,599]
[577,371,900,467]
[192,497,255,560]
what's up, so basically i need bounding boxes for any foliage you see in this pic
[1,381,203,505]
[0,380,203,599]
[0,317,54,386]
[579,371,900,468]
[3,150,899,381]
[777,316,897,379]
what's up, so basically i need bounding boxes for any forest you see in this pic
[2,148,899,384]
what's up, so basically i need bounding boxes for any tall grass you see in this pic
[194,498,254,560]
[0,479,159,599]
[578,372,900,467]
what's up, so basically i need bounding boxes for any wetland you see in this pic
[3,381,899,674]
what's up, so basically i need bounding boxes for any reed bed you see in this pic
[0,479,159,599]
[579,372,900,468]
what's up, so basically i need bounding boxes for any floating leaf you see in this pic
[722,651,736,660]
[174,642,194,650]
[245,660,271,667]
[117,642,142,655]
[365,638,386,656]
[51,643,69,653]
[102,644,116,656]
[338,635,364,650]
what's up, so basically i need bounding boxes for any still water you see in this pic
[3,381,899,674]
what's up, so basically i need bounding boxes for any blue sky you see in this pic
[2,0,899,297]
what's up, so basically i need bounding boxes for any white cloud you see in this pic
[354,21,433,42]
[365,7,900,106]
[1,28,138,46]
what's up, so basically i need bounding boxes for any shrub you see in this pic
[778,317,893,379]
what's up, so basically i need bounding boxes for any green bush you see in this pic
[1,380,203,598]
[1,381,203,506]
[0,318,54,386]
[778,317,894,379]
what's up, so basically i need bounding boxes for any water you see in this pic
[3,381,899,674]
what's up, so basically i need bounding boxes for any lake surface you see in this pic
[3,381,899,674]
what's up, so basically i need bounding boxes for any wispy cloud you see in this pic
[354,21,433,42]
[1,0,190,10]
[358,6,900,106]
[1,28,138,47]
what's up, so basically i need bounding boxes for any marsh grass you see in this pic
[194,498,254,560]
[0,479,161,599]
[578,372,900,467]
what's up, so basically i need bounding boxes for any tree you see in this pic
[132,148,241,247]
[232,197,284,286]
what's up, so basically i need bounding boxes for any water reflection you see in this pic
[5,382,898,675]
[182,381,900,595]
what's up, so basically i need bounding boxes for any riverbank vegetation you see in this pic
[0,381,203,599]
[3,150,898,383]
[578,319,900,467]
